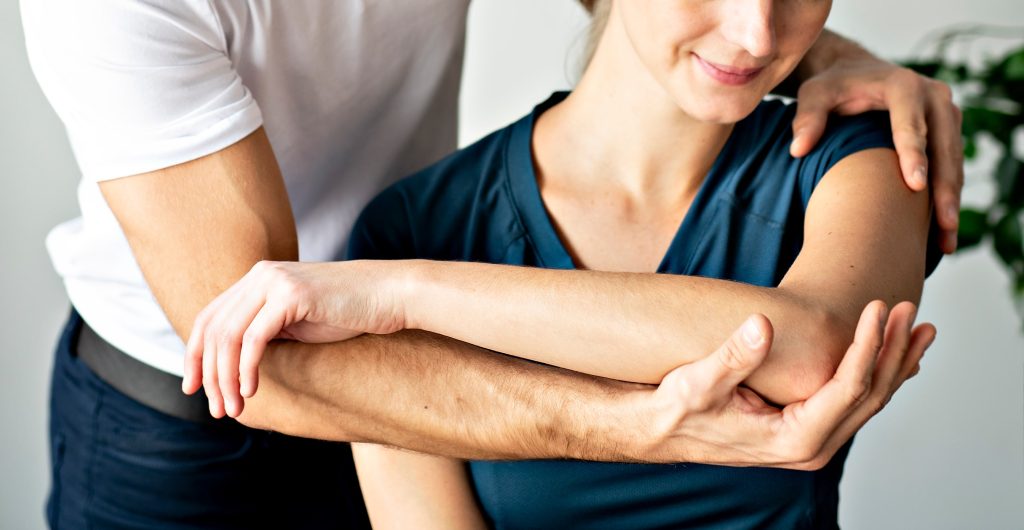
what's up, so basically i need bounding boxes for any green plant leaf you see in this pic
[992,211,1024,268]
[937,63,971,84]
[958,208,990,251]
[964,136,977,159]
[961,105,1018,144]
[996,155,1024,208]
[1000,46,1024,81]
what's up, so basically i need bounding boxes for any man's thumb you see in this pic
[707,314,773,387]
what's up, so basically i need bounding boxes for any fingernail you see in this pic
[914,166,928,188]
[742,317,764,347]
[947,232,958,251]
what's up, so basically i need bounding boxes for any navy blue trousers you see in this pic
[46,311,371,529]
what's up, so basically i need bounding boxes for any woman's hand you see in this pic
[182,260,409,418]
[635,300,934,469]
[791,46,963,254]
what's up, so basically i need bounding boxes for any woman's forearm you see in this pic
[394,151,930,406]
[402,261,841,405]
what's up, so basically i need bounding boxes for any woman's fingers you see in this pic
[203,318,225,418]
[183,281,244,394]
[239,301,289,398]
[214,284,269,418]
[183,297,217,395]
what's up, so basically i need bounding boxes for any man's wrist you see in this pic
[775,28,876,97]
[802,29,874,76]
[559,382,665,463]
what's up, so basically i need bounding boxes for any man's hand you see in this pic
[634,300,933,469]
[790,34,963,254]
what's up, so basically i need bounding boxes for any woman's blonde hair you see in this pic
[579,0,612,67]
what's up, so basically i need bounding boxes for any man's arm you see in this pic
[785,28,963,253]
[99,127,298,343]
[237,301,932,471]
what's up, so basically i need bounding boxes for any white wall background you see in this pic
[3,1,1022,528]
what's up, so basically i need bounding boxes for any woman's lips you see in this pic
[693,54,765,86]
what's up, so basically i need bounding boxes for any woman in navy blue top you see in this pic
[340,2,940,528]
[187,1,941,528]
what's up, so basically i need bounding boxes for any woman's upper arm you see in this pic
[352,444,486,530]
[778,147,932,367]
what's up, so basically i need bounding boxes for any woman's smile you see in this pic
[692,53,766,86]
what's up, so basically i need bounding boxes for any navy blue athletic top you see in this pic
[347,92,942,529]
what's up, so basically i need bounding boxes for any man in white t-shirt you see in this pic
[22,0,963,528]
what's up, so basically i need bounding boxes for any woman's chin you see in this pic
[680,97,762,125]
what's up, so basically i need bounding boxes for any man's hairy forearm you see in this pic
[774,28,873,97]
[238,330,646,461]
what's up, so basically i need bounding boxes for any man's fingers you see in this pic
[886,77,931,191]
[795,301,887,438]
[898,324,935,383]
[684,314,774,394]
[923,82,963,253]
[816,314,935,462]
[867,302,917,403]
[790,83,837,158]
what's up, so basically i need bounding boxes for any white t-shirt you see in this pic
[22,0,470,375]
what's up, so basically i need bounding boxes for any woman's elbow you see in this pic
[776,308,853,404]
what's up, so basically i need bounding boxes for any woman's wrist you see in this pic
[387,259,431,332]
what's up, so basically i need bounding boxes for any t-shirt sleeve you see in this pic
[796,111,943,276]
[345,186,419,261]
[21,0,263,181]
[796,111,895,204]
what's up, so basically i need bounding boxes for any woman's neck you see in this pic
[534,12,734,203]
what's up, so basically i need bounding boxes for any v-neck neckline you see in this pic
[505,92,746,273]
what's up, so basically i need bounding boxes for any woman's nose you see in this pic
[720,0,777,59]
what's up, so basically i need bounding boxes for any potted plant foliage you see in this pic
[905,25,1024,325]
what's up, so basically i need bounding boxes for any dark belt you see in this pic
[76,321,223,425]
